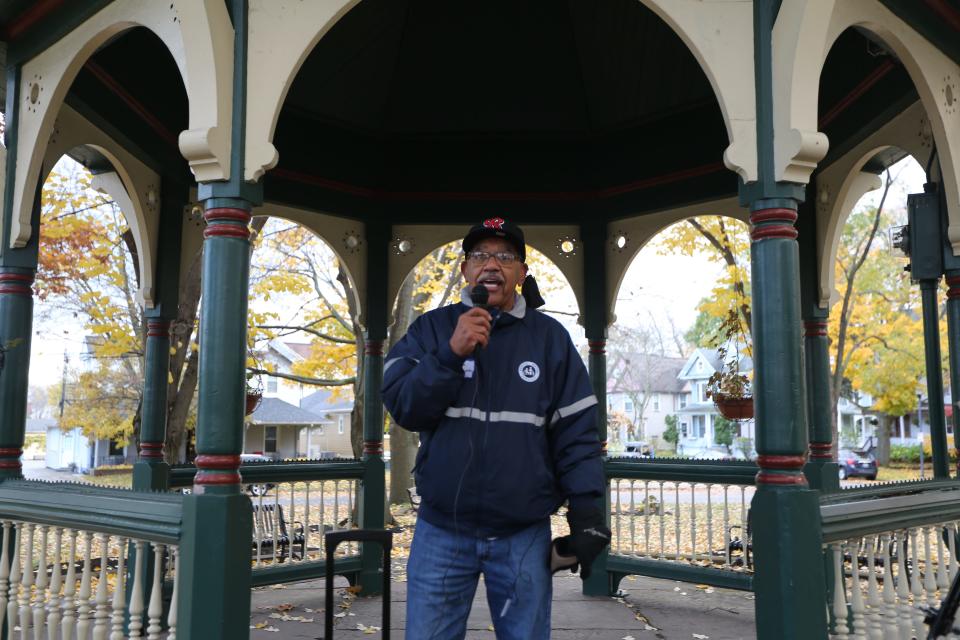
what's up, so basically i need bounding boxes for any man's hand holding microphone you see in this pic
[449,285,494,357]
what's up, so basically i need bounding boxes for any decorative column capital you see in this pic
[203,207,252,240]
[193,454,242,488]
[756,454,808,486]
[750,208,798,242]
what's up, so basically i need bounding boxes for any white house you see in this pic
[675,347,755,458]
[243,340,355,459]
[606,354,687,447]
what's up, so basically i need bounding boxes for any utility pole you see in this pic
[58,349,69,421]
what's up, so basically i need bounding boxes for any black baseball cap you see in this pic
[462,217,526,262]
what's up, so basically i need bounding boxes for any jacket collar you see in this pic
[459,286,527,320]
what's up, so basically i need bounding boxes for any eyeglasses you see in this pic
[465,251,519,265]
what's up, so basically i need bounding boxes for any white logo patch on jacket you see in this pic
[518,361,540,382]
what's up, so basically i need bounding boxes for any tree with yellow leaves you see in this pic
[655,216,752,347]
[829,170,924,457]
[38,159,144,450]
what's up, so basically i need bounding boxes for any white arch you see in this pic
[244,0,757,183]
[12,0,233,249]
[773,0,960,252]
[814,101,931,309]
[41,106,160,309]
[252,203,366,331]
[606,197,748,328]
[244,0,362,182]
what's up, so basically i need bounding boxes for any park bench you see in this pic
[252,503,305,562]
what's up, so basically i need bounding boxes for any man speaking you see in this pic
[382,218,609,639]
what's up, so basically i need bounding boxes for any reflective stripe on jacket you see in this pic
[382,293,604,537]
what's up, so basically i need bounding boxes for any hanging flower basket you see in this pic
[245,391,262,416]
[713,394,754,421]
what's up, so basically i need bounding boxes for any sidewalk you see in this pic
[250,572,756,639]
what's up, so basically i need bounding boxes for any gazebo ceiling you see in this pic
[9,0,921,223]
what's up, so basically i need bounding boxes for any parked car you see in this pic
[621,441,653,458]
[838,449,877,480]
[240,453,276,496]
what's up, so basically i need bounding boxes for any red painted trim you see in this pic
[756,472,808,486]
[83,62,179,148]
[271,162,727,203]
[204,226,250,240]
[750,209,798,225]
[757,454,807,470]
[203,208,252,224]
[363,441,383,455]
[819,60,896,129]
[364,341,384,357]
[751,225,798,241]
[146,320,171,338]
[194,472,242,485]
[195,454,241,470]
[924,0,960,32]
[0,461,22,470]
[0,273,34,297]
[1,0,63,41]
[947,276,960,299]
[809,442,833,459]
[588,340,606,355]
[803,321,828,337]
[139,442,164,459]
[0,448,23,457]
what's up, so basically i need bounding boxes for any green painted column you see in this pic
[796,189,839,492]
[802,318,839,491]
[946,272,960,472]
[357,222,388,595]
[0,267,34,479]
[176,198,253,639]
[748,200,828,638]
[920,279,950,478]
[132,317,172,491]
[579,220,611,596]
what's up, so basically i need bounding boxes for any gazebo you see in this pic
[0,1,959,638]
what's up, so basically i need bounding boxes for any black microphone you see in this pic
[470,284,490,356]
[470,283,489,310]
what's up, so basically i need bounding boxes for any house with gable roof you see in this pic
[675,347,755,457]
[243,339,353,459]
[606,353,687,447]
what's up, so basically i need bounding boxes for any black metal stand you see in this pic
[925,557,960,639]
[325,529,393,639]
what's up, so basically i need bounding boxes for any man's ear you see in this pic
[460,261,468,280]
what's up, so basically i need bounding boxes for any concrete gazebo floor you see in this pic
[249,572,756,639]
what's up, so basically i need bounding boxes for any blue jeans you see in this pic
[406,517,552,640]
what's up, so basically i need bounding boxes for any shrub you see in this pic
[889,444,921,464]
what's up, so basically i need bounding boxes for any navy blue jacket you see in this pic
[382,292,604,537]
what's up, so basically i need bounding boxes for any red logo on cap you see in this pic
[483,217,505,230]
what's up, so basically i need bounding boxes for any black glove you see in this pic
[565,507,611,580]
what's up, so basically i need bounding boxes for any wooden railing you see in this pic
[820,479,960,639]
[169,458,366,586]
[0,480,182,639]
[604,457,757,592]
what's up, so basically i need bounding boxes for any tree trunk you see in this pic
[876,414,893,465]
[388,274,419,505]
